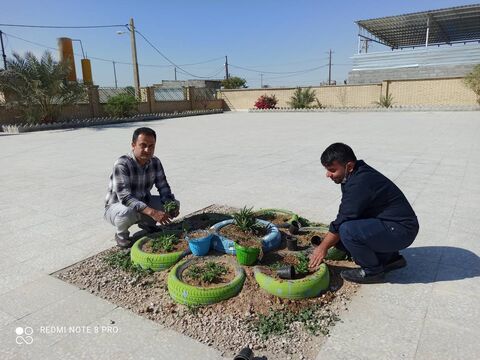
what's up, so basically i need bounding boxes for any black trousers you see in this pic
[338,218,418,274]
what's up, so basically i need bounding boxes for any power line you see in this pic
[3,31,224,71]
[0,23,127,29]
[134,29,216,79]
[229,63,329,75]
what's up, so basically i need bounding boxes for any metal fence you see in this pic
[191,87,217,101]
[98,87,137,103]
[154,87,186,101]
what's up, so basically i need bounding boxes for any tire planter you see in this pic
[167,257,246,306]
[130,236,190,271]
[253,263,330,299]
[210,219,281,255]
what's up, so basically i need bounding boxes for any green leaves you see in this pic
[0,51,85,123]
[287,87,318,109]
[255,306,340,339]
[464,64,480,105]
[150,234,178,253]
[105,93,138,117]
[232,206,262,234]
[375,93,394,108]
[294,252,310,275]
[221,76,247,89]
[185,261,228,283]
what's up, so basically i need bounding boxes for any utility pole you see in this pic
[224,55,229,79]
[260,73,263,88]
[129,18,141,98]
[0,30,8,70]
[328,49,332,85]
[174,67,177,81]
[112,61,118,88]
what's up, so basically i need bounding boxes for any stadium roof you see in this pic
[356,4,480,49]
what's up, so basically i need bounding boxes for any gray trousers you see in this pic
[104,196,171,239]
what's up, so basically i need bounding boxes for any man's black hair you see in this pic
[132,127,156,143]
[321,143,357,166]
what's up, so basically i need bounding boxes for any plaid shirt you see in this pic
[105,152,175,211]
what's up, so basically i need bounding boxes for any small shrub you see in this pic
[254,94,278,109]
[375,93,394,108]
[221,76,247,89]
[464,64,480,105]
[104,251,151,275]
[150,234,178,253]
[105,93,138,117]
[185,261,228,283]
[294,252,310,275]
[232,206,262,233]
[288,87,317,108]
[163,200,178,216]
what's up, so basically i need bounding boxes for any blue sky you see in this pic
[1,0,478,88]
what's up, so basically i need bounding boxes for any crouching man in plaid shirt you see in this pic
[104,127,180,248]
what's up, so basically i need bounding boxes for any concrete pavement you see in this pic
[0,111,479,359]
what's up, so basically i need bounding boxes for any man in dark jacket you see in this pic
[309,143,419,283]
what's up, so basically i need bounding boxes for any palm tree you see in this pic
[0,51,85,123]
[288,87,317,109]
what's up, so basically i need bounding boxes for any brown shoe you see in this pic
[115,234,133,249]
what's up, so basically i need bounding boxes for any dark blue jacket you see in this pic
[329,160,418,233]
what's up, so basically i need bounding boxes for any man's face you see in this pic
[324,160,353,184]
[132,134,156,165]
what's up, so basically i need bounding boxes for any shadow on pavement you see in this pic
[387,246,480,284]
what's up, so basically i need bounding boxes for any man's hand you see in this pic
[309,246,327,269]
[142,207,171,225]
[308,231,340,270]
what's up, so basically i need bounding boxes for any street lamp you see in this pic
[117,18,140,98]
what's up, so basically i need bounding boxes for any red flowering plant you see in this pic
[254,94,278,109]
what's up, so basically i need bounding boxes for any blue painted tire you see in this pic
[210,219,281,255]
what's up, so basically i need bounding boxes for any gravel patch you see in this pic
[55,205,359,360]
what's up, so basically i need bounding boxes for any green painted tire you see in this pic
[253,263,330,299]
[167,257,246,306]
[130,236,188,271]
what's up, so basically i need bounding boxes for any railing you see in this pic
[153,87,186,101]
[191,87,217,101]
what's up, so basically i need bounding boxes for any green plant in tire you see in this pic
[150,234,178,253]
[185,261,228,283]
[295,253,310,275]
[233,207,259,232]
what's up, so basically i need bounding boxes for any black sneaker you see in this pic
[384,255,407,273]
[341,268,385,284]
[115,234,134,249]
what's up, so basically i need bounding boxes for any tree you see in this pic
[221,76,247,89]
[464,64,480,105]
[105,93,138,117]
[287,87,317,109]
[0,51,85,123]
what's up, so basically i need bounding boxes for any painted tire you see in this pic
[210,219,281,254]
[253,263,330,299]
[167,257,246,305]
[130,236,190,271]
[255,208,310,226]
